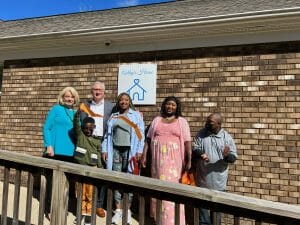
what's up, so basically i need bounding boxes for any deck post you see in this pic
[50,169,69,225]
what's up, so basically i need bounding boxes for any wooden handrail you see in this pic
[1,149,300,225]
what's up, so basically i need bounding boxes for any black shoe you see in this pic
[73,216,83,224]
[45,213,51,221]
[84,215,92,225]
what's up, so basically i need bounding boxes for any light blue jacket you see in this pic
[102,108,145,172]
[43,104,76,156]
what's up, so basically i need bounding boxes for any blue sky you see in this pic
[0,0,172,21]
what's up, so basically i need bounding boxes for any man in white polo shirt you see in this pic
[80,81,114,218]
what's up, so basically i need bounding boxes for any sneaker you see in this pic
[127,210,132,225]
[112,209,122,224]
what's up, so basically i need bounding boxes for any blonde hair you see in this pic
[57,87,80,106]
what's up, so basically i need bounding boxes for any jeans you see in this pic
[200,208,222,225]
[97,185,107,208]
[112,146,133,204]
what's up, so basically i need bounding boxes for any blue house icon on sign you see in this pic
[127,79,147,102]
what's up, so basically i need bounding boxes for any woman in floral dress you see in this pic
[142,96,192,225]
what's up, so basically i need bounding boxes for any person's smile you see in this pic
[63,91,75,106]
[165,100,177,115]
[119,101,129,109]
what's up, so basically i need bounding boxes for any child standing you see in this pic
[73,107,102,225]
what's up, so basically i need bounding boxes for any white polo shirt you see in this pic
[90,99,104,137]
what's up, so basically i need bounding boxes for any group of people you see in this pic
[43,81,237,225]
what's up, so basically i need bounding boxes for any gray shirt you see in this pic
[112,117,131,147]
[193,128,237,191]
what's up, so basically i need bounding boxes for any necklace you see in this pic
[64,107,74,123]
[165,116,174,120]
[163,116,176,123]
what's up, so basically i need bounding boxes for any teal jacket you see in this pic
[43,104,75,157]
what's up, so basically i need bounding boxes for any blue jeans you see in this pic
[112,146,133,204]
[96,185,107,208]
[200,208,221,225]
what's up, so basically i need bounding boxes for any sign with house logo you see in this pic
[118,63,157,105]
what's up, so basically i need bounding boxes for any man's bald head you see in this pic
[206,112,222,134]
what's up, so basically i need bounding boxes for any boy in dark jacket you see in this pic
[73,109,102,225]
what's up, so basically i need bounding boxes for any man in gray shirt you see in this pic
[193,112,237,225]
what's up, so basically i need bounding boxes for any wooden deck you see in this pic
[0,181,144,225]
[1,150,300,225]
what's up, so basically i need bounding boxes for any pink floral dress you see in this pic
[147,116,191,225]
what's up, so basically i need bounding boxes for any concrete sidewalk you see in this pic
[0,182,146,225]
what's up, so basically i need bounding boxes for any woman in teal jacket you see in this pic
[43,86,80,219]
[43,86,80,161]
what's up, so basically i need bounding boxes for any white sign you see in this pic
[118,63,157,105]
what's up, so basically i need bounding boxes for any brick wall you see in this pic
[0,41,299,205]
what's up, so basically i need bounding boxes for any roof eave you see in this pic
[1,8,300,61]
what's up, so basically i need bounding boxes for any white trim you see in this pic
[1,7,300,40]
[1,28,300,61]
[0,9,300,61]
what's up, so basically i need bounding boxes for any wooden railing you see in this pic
[0,149,300,225]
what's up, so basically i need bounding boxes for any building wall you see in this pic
[0,41,299,205]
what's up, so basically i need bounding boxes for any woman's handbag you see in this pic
[129,156,140,175]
